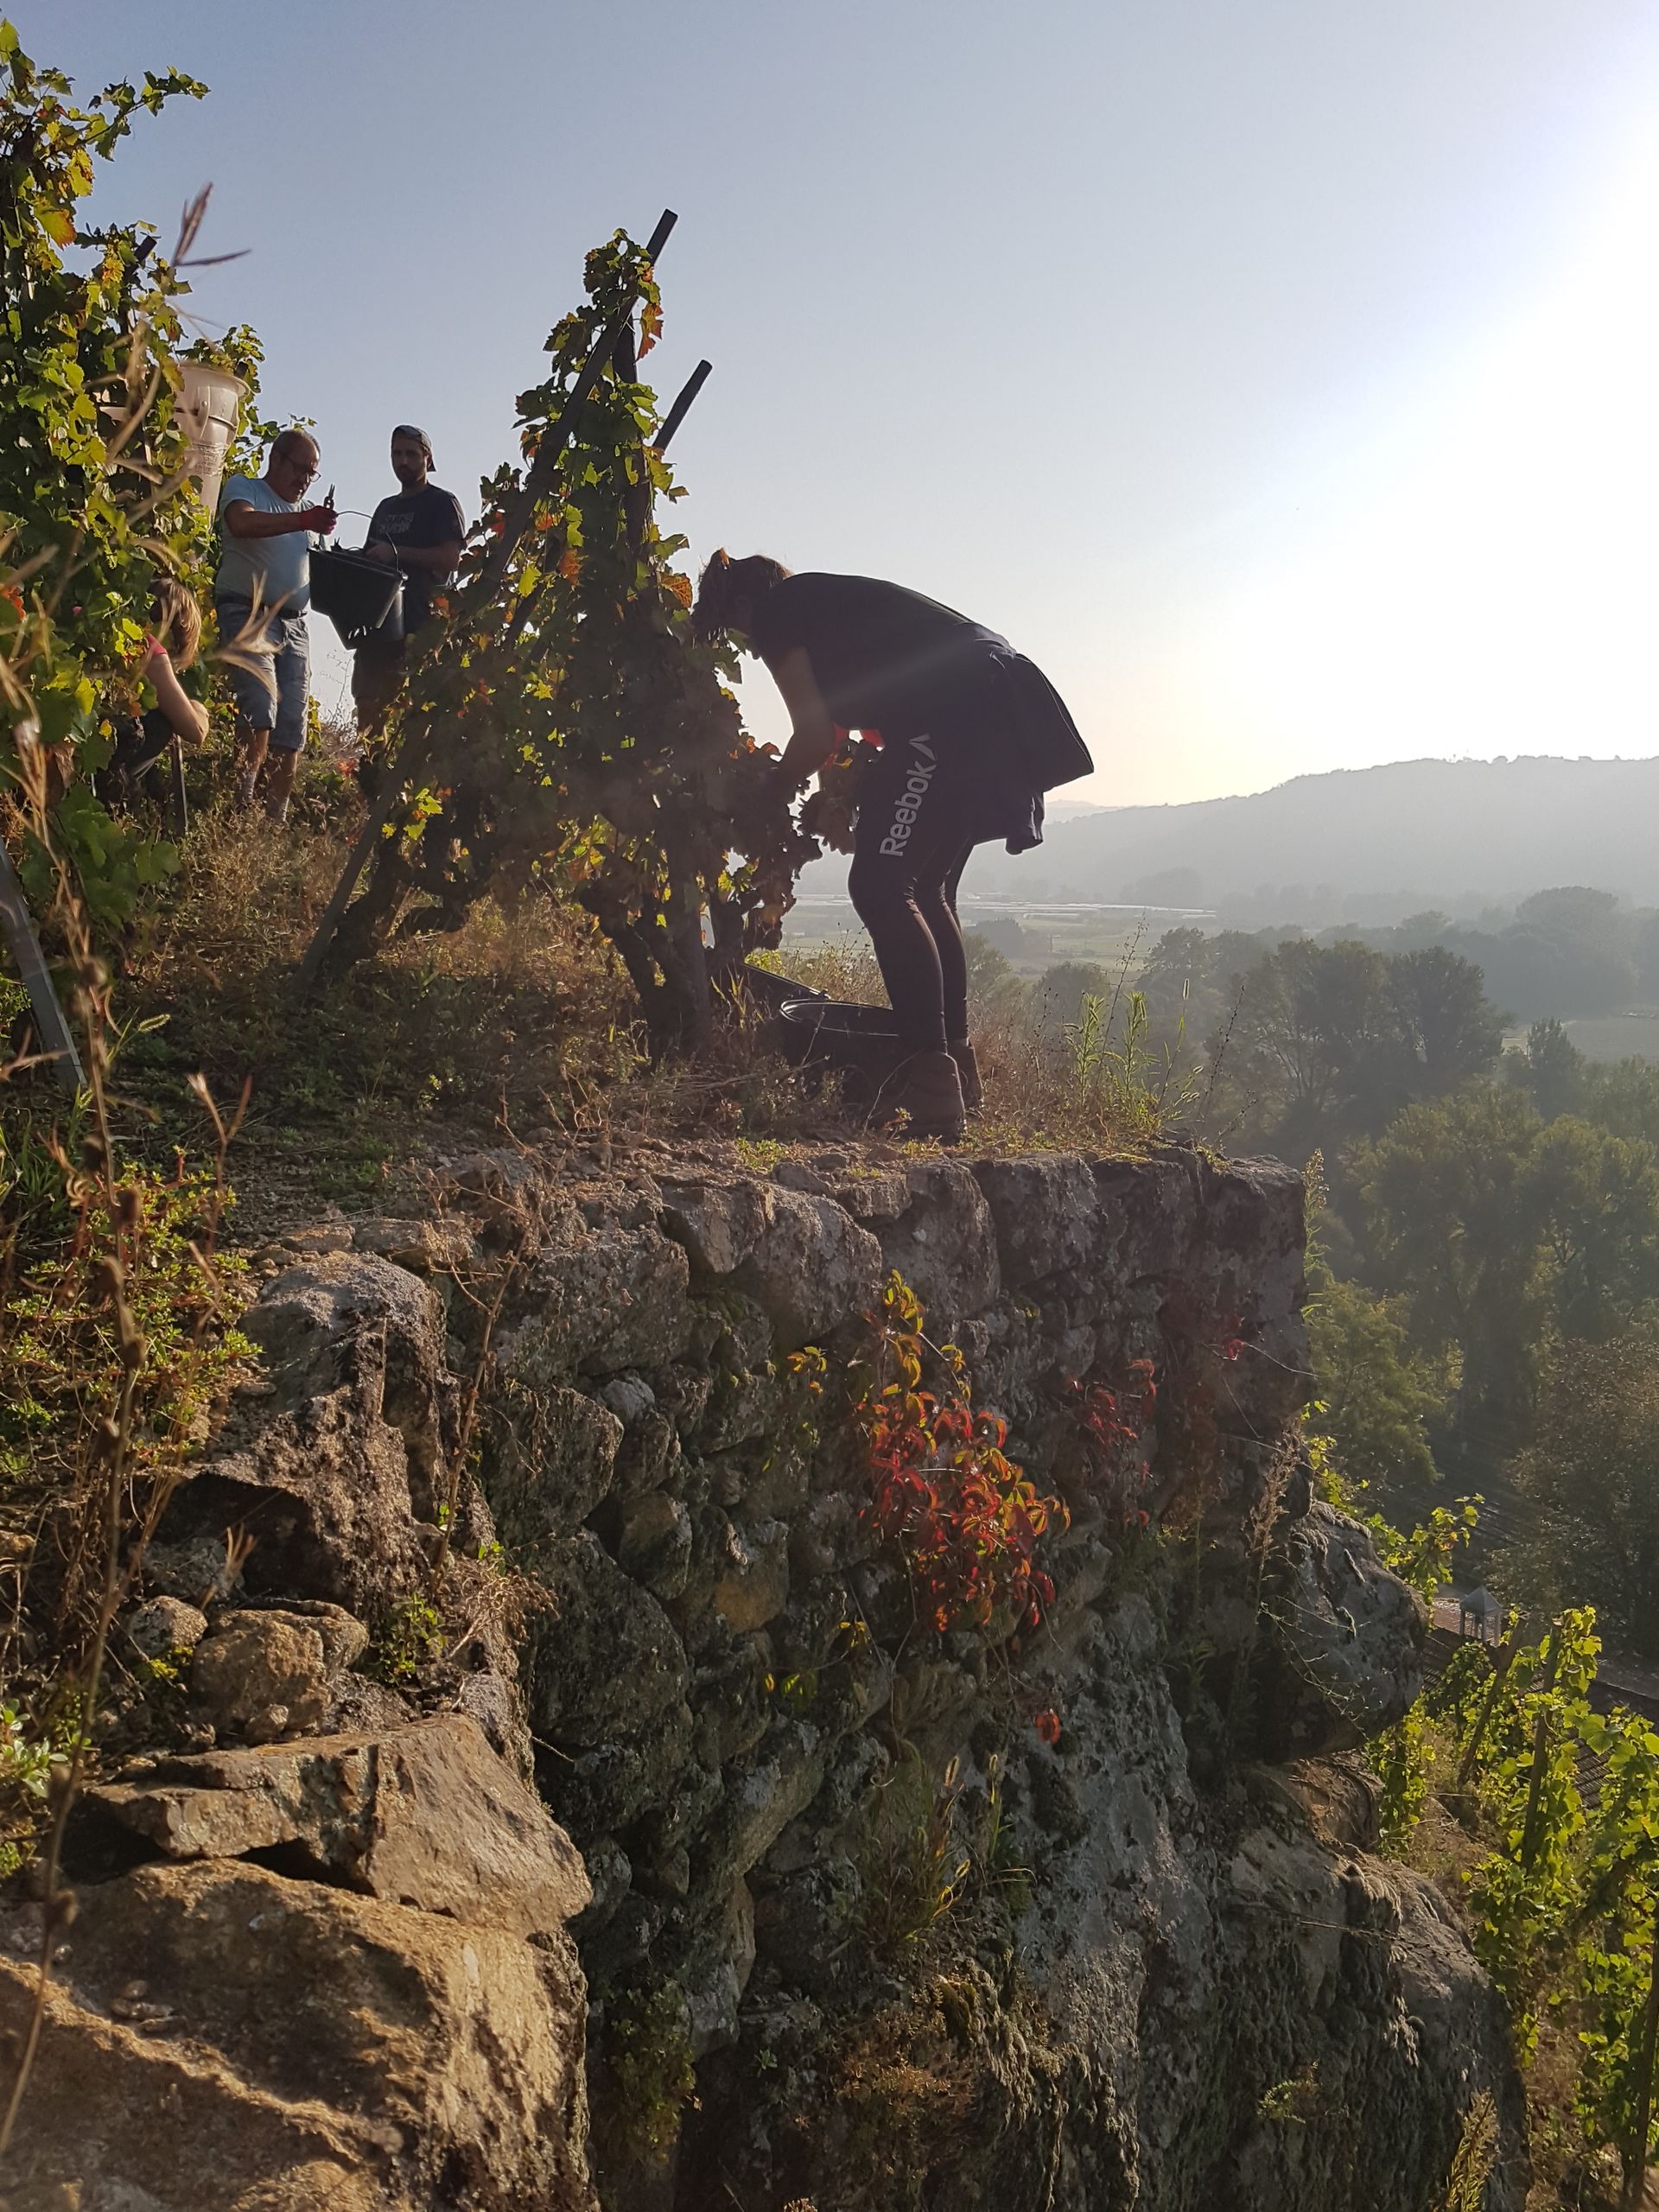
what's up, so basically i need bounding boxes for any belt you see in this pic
[218,596,306,621]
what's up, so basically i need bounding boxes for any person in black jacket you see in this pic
[694,551,1093,1138]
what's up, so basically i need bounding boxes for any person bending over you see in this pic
[215,428,336,823]
[100,576,210,810]
[694,553,1093,1138]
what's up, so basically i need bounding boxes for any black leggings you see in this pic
[848,734,988,1056]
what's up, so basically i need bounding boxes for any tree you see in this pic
[1210,938,1499,1159]
[1464,887,1637,1022]
[960,931,1027,1030]
[1530,1118,1659,1344]
[1030,960,1113,1035]
[1306,1267,1448,1505]
[1580,1058,1659,1150]
[1506,1018,1587,1122]
[1389,944,1505,1094]
[1358,1085,1553,1458]
[1138,925,1265,1052]
[1360,1090,1659,1465]
[1503,1320,1659,1658]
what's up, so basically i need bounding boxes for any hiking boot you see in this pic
[872,1050,967,1141]
[950,1039,983,1115]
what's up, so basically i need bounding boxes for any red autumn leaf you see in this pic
[1033,1708,1062,1745]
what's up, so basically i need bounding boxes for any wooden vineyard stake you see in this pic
[656,359,712,453]
[168,734,189,840]
[0,837,85,1091]
[298,210,687,990]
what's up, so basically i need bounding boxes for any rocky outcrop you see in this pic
[6,1136,1528,2212]
[81,1714,589,1937]
[0,1859,594,2212]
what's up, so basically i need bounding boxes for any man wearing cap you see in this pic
[353,425,467,741]
[216,427,336,823]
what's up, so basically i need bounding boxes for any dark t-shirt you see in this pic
[748,572,1005,730]
[365,483,466,632]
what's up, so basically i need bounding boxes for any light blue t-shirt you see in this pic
[215,474,314,612]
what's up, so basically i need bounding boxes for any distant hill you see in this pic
[793,755,1659,918]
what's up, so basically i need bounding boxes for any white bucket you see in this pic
[176,360,248,517]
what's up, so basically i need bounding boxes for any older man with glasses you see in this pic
[215,427,336,823]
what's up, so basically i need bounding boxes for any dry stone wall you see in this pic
[3,1136,1529,2212]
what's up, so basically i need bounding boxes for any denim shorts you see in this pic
[215,598,310,753]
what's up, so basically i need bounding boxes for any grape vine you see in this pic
[324,230,817,1056]
[1391,1597,1659,2202]
[0,26,226,930]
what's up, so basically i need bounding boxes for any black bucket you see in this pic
[773,996,899,1074]
[309,544,404,647]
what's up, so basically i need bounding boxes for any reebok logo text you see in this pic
[880,735,938,855]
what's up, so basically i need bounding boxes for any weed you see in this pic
[599,1983,698,2168]
[1433,2090,1497,2211]
[850,1271,1065,1642]
[861,1751,971,1956]
[1258,2063,1320,2125]
[733,1134,785,1173]
[372,1594,445,1683]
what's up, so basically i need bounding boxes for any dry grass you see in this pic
[761,937,1193,1156]
[86,786,1188,1251]
[111,791,639,1224]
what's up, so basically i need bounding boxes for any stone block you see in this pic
[480,1380,623,1557]
[711,1516,791,1634]
[732,1186,883,1351]
[0,1859,595,2211]
[526,1531,689,1747]
[971,1155,1101,1287]
[191,1614,329,1745]
[658,1175,770,1276]
[124,1595,208,1660]
[878,1159,1001,1328]
[85,1714,588,1940]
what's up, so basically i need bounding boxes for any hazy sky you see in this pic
[29,1,1659,805]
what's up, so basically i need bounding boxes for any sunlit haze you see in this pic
[29,0,1659,805]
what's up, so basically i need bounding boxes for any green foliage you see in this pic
[1369,1497,1480,1608]
[372,1593,444,1683]
[601,1983,697,2167]
[1366,1498,1478,1858]
[1433,2092,1498,2212]
[338,230,816,1054]
[1357,1085,1659,1456]
[1306,1266,1448,1503]
[1506,1017,1586,1122]
[860,1750,971,1956]
[1375,1699,1432,1855]
[0,1700,69,1874]
[1061,986,1199,1144]
[1257,2064,1320,2126]
[1411,1606,1659,2191]
[0,21,221,923]
[1466,1611,1599,2051]
[1501,1318,1659,1659]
